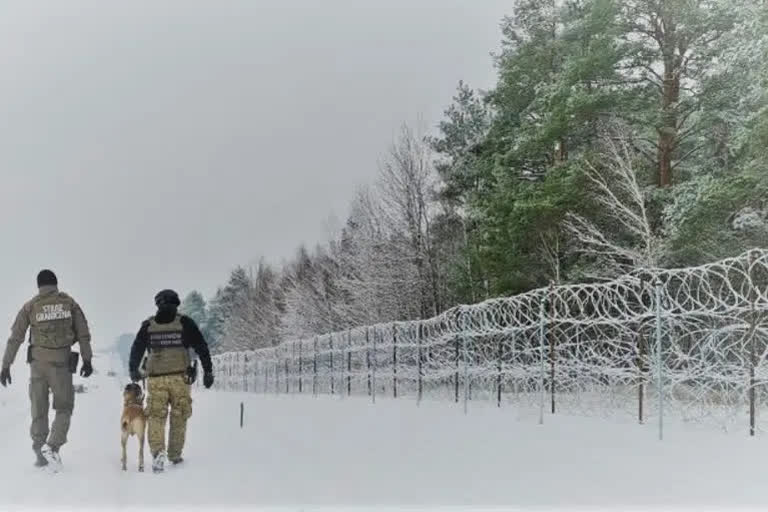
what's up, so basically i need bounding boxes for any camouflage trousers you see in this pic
[29,360,74,451]
[145,374,192,460]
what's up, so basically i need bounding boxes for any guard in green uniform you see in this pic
[0,270,93,469]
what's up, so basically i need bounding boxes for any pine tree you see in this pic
[619,0,737,186]
[180,291,210,342]
[206,267,250,350]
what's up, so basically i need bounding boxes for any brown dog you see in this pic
[121,382,147,472]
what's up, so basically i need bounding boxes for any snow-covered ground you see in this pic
[0,352,766,511]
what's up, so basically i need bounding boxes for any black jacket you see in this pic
[129,308,213,375]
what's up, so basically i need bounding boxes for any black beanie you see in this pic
[37,269,57,287]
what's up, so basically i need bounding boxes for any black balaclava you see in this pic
[154,289,181,312]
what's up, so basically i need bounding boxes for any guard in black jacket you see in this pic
[129,289,214,473]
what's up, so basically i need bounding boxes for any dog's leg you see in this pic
[138,423,145,472]
[121,430,128,471]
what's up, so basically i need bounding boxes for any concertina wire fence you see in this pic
[208,249,768,435]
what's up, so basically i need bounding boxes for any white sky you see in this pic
[0,0,511,346]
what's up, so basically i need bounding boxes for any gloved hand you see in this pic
[185,365,197,385]
[203,372,214,389]
[0,367,10,387]
[129,368,142,383]
[80,360,93,378]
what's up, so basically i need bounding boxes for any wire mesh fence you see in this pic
[209,249,768,435]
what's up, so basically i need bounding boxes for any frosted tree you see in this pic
[334,188,412,326]
[279,244,351,340]
[377,122,443,318]
[565,122,660,277]
[219,260,284,351]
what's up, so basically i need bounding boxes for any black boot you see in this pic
[34,449,48,468]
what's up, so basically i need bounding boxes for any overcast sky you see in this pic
[0,0,511,348]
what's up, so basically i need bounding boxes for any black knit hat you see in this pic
[154,289,181,308]
[37,269,57,287]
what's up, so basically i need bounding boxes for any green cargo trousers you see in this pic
[29,360,74,450]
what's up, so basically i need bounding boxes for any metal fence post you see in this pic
[274,359,279,395]
[372,326,378,404]
[366,327,372,396]
[299,341,303,394]
[313,337,318,397]
[244,353,249,393]
[749,251,758,437]
[393,324,398,399]
[539,297,546,425]
[655,278,664,441]
[454,332,460,404]
[462,308,469,415]
[256,357,260,393]
[417,323,423,406]
[347,330,352,396]
[496,336,503,408]
[548,282,556,414]
[330,335,335,395]
[638,324,646,425]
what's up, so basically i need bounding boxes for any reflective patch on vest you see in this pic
[35,304,72,323]
[149,331,184,349]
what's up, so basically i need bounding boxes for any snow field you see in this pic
[0,353,766,510]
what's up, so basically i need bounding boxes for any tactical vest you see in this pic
[29,293,76,350]
[145,315,189,377]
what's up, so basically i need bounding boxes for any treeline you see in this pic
[185,0,768,352]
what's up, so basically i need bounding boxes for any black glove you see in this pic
[184,365,197,385]
[0,367,10,387]
[203,372,214,389]
[129,368,141,383]
[80,360,93,378]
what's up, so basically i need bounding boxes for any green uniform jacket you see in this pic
[2,285,92,368]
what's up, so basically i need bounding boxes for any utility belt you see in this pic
[27,345,79,373]
[145,369,185,378]
[141,348,198,384]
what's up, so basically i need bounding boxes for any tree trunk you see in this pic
[656,16,680,188]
